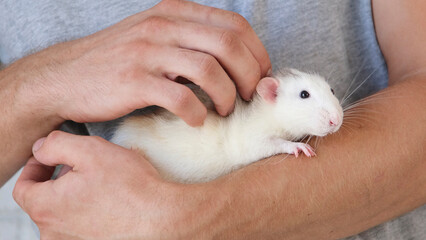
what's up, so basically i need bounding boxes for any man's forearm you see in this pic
[0,61,63,186]
[199,76,426,239]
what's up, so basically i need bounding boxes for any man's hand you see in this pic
[16,0,270,126]
[12,131,218,239]
[0,0,271,185]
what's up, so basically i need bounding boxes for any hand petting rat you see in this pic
[111,69,343,183]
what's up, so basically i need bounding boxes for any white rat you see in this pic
[111,69,343,183]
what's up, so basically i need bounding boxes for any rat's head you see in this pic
[256,69,343,137]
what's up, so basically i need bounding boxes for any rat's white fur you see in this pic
[111,69,343,183]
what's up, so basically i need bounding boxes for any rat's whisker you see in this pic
[343,115,378,126]
[325,66,339,84]
[314,136,321,149]
[341,59,367,103]
[343,90,402,112]
[305,135,313,145]
[340,125,356,135]
[344,107,383,116]
[341,68,378,106]
[342,94,397,111]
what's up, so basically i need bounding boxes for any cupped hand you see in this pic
[19,0,271,126]
[12,131,214,239]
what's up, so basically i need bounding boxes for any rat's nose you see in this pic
[329,114,341,127]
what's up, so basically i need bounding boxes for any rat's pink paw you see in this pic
[273,139,316,158]
[292,143,316,158]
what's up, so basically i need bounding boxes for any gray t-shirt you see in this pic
[0,0,424,239]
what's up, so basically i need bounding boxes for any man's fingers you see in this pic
[31,131,112,171]
[136,77,208,126]
[14,132,113,222]
[15,132,159,218]
[19,157,56,183]
[136,17,260,101]
[156,47,237,116]
[13,157,55,211]
[154,0,272,77]
[34,131,160,178]
[172,20,260,101]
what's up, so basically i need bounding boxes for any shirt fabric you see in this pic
[0,0,424,239]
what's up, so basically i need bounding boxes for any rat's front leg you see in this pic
[238,137,316,166]
[269,138,316,158]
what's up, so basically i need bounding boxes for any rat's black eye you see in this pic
[300,90,310,99]
[331,88,335,95]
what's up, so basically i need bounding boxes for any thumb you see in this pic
[32,130,156,175]
[31,130,103,172]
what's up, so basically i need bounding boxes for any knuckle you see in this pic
[157,0,182,11]
[27,205,40,221]
[12,187,23,206]
[172,87,193,111]
[46,130,64,143]
[219,30,239,53]
[28,205,48,224]
[139,15,172,33]
[34,130,67,160]
[42,130,65,151]
[229,12,250,33]
[18,191,44,222]
[197,55,217,78]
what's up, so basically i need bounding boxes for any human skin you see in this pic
[12,0,426,239]
[13,75,426,240]
[0,0,271,186]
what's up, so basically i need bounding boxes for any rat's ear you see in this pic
[256,77,279,103]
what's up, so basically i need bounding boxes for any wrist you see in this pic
[0,60,64,127]
[0,62,64,185]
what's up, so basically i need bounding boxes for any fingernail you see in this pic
[33,137,46,153]
[266,68,272,77]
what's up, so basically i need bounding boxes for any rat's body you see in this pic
[111,69,343,183]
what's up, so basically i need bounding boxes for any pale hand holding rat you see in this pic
[0,0,271,185]
[18,0,270,126]
[13,131,208,240]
